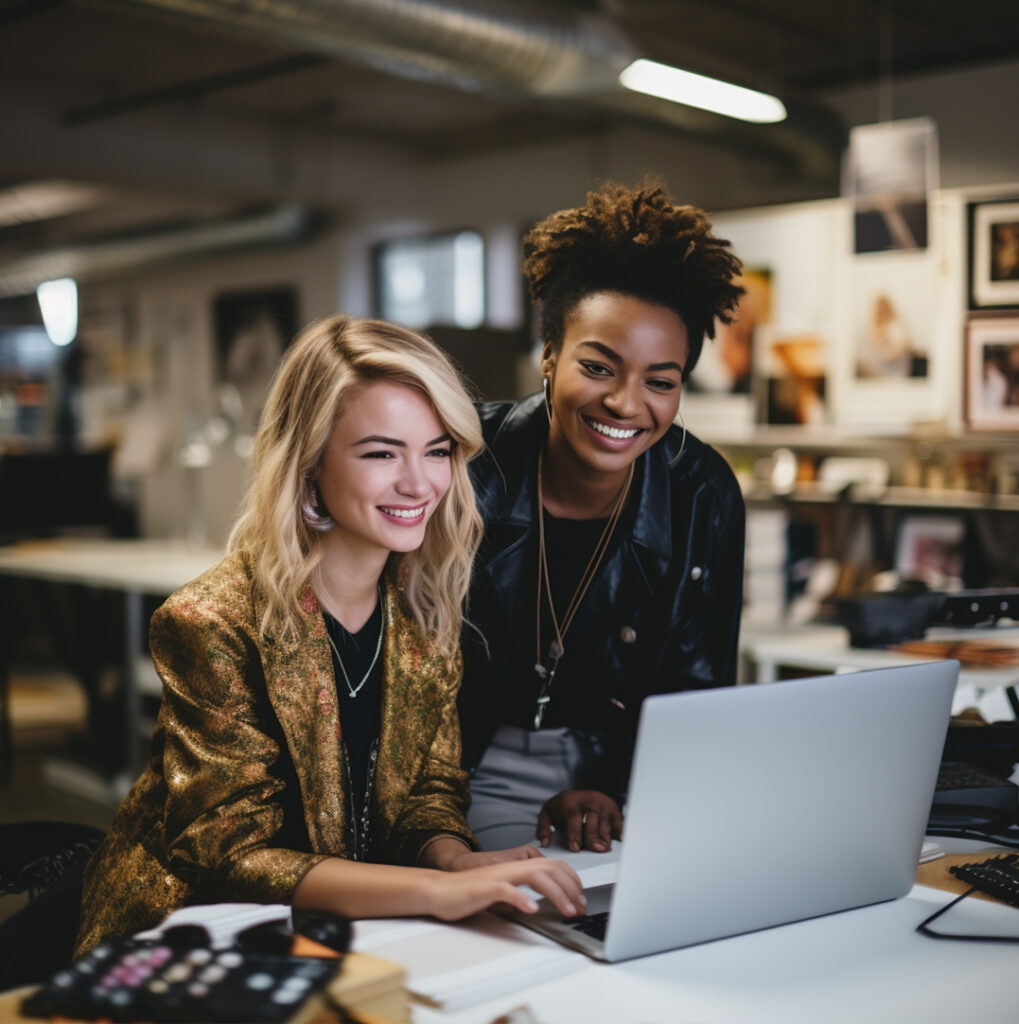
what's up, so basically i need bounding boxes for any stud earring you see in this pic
[300,482,334,532]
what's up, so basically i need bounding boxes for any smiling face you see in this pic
[316,380,453,566]
[543,291,689,478]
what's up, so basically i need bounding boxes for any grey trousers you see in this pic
[466,725,600,851]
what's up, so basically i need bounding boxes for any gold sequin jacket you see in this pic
[74,551,476,956]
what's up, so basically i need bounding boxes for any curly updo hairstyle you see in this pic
[522,179,744,375]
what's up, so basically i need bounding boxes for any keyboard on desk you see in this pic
[565,911,610,942]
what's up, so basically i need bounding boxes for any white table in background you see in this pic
[0,538,222,784]
[740,621,1019,716]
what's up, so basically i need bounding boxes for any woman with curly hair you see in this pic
[73,314,583,958]
[460,180,747,854]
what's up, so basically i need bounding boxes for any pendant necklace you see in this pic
[532,452,633,729]
[325,588,386,699]
[343,736,378,861]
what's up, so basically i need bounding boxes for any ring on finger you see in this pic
[581,812,588,826]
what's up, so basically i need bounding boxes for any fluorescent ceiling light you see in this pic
[36,277,78,346]
[619,58,787,124]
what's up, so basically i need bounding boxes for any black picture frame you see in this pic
[967,198,1019,310]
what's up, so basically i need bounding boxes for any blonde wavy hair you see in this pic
[228,314,484,659]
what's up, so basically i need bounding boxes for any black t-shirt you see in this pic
[324,601,383,818]
[499,510,623,734]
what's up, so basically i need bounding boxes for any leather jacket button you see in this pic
[690,565,703,580]
[619,625,637,644]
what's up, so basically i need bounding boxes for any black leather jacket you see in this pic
[459,394,746,800]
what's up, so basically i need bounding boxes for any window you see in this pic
[375,231,484,329]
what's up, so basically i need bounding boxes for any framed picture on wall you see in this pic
[760,332,828,426]
[845,118,937,254]
[212,286,299,435]
[688,267,771,396]
[965,316,1019,431]
[968,198,1019,309]
[894,514,964,585]
[837,252,946,429]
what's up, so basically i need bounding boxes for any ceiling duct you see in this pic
[0,204,319,296]
[110,0,635,97]
[108,0,843,178]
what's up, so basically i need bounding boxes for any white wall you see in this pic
[80,235,342,544]
[822,59,1019,190]
[65,58,1019,542]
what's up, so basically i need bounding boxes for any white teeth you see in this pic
[381,506,424,519]
[586,418,640,440]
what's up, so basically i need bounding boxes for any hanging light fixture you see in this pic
[619,58,787,124]
[36,277,78,346]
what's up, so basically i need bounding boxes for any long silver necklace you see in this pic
[343,737,378,861]
[325,590,386,699]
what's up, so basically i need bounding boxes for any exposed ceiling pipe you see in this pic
[107,0,635,96]
[104,0,843,178]
[0,204,320,296]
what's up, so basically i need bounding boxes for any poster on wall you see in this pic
[853,282,929,380]
[838,252,945,428]
[686,201,840,439]
[760,331,828,426]
[212,286,299,435]
[844,118,938,254]
[688,268,771,396]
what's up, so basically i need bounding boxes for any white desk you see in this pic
[407,886,1017,1023]
[0,538,222,780]
[125,843,1019,1024]
[356,844,1019,1024]
[741,622,1019,717]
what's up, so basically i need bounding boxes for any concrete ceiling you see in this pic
[1,0,1017,284]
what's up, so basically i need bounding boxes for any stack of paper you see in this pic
[352,915,586,1013]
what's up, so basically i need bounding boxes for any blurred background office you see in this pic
[0,1,1017,825]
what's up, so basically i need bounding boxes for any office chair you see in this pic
[0,822,104,990]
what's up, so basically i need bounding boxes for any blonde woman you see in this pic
[74,315,582,956]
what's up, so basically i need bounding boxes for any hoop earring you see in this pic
[542,376,553,423]
[300,482,334,532]
[668,407,687,466]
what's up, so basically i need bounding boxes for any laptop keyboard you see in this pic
[565,911,610,941]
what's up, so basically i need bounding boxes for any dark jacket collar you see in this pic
[477,393,682,561]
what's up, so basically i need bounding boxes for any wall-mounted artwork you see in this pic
[845,118,938,254]
[837,251,946,429]
[965,316,1019,431]
[854,287,928,380]
[212,286,299,434]
[761,333,827,426]
[968,198,1019,309]
[688,268,771,396]
[895,514,964,586]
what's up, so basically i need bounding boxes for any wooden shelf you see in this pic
[708,426,1019,455]
[744,484,1019,512]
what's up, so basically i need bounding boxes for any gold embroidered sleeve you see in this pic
[387,649,478,864]
[150,597,326,902]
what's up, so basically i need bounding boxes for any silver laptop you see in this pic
[503,660,959,962]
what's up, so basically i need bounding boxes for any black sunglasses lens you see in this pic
[291,908,352,954]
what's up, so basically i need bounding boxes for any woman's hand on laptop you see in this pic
[537,790,623,853]
[425,843,545,871]
[427,858,586,921]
